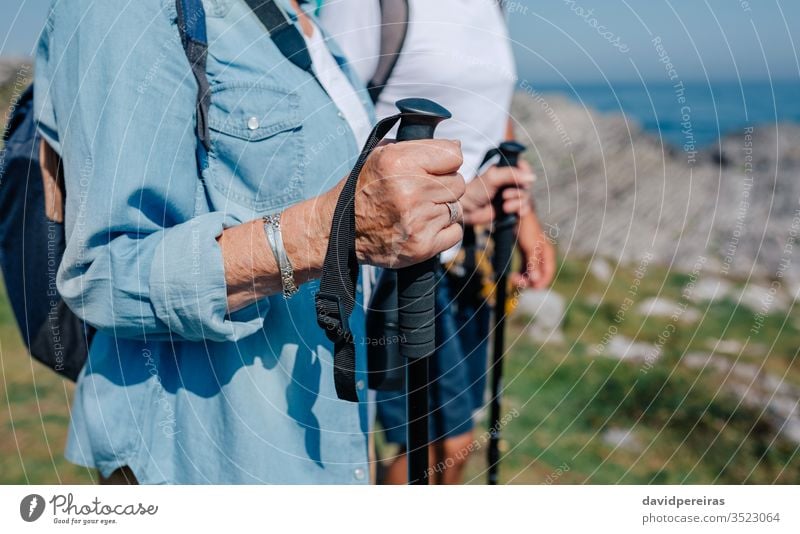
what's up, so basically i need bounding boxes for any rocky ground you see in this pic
[513,91,800,286]
[511,90,800,456]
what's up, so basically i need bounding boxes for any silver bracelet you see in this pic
[263,212,299,298]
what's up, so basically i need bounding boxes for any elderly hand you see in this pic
[355,139,466,268]
[460,159,535,226]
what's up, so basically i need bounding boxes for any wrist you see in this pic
[281,179,341,284]
[263,213,299,298]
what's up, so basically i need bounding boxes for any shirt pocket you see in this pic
[207,81,305,212]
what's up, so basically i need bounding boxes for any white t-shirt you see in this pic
[302,21,377,302]
[319,0,517,180]
[319,0,517,261]
[303,22,373,147]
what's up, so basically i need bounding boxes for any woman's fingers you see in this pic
[431,220,464,254]
[464,205,494,226]
[502,186,530,200]
[424,172,466,204]
[405,139,464,175]
[488,166,535,190]
[357,139,467,268]
[503,198,530,217]
[517,159,536,182]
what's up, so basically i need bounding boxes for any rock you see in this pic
[589,257,613,283]
[681,353,800,445]
[636,297,701,323]
[730,363,760,381]
[736,283,790,314]
[769,396,799,421]
[768,394,800,444]
[682,308,701,323]
[602,427,643,453]
[706,339,744,355]
[682,352,730,372]
[597,335,657,362]
[512,92,800,281]
[779,419,800,445]
[585,293,603,306]
[517,290,565,344]
[784,277,800,302]
[761,374,800,397]
[683,352,712,369]
[636,297,678,317]
[688,277,733,303]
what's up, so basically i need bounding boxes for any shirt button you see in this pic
[353,467,366,481]
[247,116,260,130]
[356,379,365,391]
[337,111,344,119]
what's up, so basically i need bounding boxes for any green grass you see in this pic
[1,249,798,485]
[0,315,94,483]
[460,258,800,484]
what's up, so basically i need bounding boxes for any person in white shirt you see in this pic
[320,0,557,484]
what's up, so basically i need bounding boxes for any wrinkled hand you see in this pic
[512,210,557,290]
[355,140,465,268]
[461,159,535,226]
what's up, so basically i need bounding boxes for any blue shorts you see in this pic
[376,271,491,445]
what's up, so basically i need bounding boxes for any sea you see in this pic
[534,79,800,149]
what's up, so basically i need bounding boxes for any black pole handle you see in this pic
[487,141,526,485]
[394,98,451,485]
[395,98,451,362]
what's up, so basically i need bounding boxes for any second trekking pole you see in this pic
[486,141,526,485]
[314,98,451,484]
[394,98,452,485]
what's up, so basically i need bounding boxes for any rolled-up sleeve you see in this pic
[36,0,268,342]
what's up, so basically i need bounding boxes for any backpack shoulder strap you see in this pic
[242,0,313,72]
[176,0,211,151]
[367,0,409,104]
[2,85,34,145]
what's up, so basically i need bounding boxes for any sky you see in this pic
[505,0,800,84]
[2,0,799,84]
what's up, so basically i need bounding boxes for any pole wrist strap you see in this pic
[315,114,402,402]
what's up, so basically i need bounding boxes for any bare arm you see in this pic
[505,117,516,142]
[218,180,341,311]
[218,140,465,312]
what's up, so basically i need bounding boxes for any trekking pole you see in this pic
[394,98,452,485]
[486,141,526,485]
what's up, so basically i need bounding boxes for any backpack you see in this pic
[366,0,409,104]
[0,85,90,380]
[0,0,212,381]
[0,0,331,380]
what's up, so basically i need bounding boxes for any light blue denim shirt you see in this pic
[35,0,375,483]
